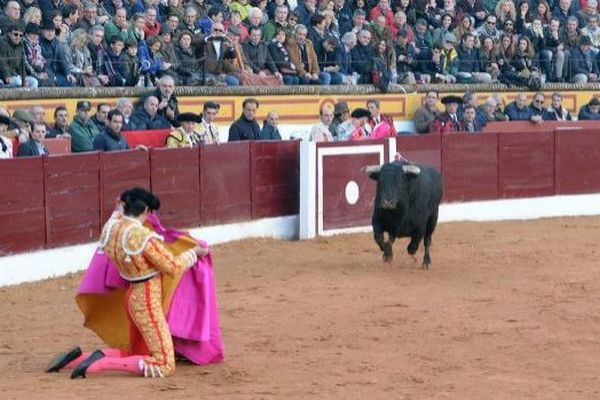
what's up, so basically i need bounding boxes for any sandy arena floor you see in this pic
[1,216,600,399]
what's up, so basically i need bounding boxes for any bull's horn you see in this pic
[402,165,421,175]
[361,165,381,174]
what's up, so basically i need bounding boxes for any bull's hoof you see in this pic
[383,252,393,263]
[407,243,419,256]
[422,254,431,269]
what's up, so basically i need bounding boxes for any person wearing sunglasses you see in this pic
[202,22,240,86]
[0,22,39,87]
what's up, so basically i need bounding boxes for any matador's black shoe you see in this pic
[70,350,105,379]
[45,346,82,373]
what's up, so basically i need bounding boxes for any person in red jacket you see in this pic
[366,99,396,138]
[430,95,463,133]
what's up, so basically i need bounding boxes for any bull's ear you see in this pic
[402,165,421,176]
[361,165,381,181]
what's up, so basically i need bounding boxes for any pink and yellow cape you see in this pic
[75,214,224,365]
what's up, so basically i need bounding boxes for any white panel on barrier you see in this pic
[299,141,317,239]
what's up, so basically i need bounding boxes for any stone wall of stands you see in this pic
[1,122,600,254]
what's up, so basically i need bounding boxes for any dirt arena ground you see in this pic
[2,216,600,399]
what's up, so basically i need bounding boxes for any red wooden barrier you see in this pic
[499,130,555,198]
[122,129,170,148]
[0,158,45,254]
[100,150,150,222]
[396,134,442,171]
[442,133,499,202]
[200,142,251,225]
[44,153,101,247]
[555,129,600,194]
[45,138,71,154]
[250,140,300,219]
[150,147,200,228]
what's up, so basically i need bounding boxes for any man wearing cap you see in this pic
[330,101,350,139]
[570,35,599,83]
[17,122,49,157]
[166,113,203,148]
[430,95,463,134]
[0,115,13,159]
[337,108,371,141]
[93,109,130,151]
[12,109,33,143]
[69,100,101,153]
[199,101,221,144]
[578,97,600,120]
[0,22,39,88]
[413,91,440,134]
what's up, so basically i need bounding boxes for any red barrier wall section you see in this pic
[317,141,387,234]
[499,130,555,198]
[442,133,499,202]
[0,158,46,254]
[250,141,300,219]
[44,153,100,247]
[556,129,600,194]
[200,142,251,225]
[100,150,150,222]
[122,129,171,148]
[150,148,200,228]
[396,134,442,171]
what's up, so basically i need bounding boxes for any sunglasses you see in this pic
[11,32,23,37]
[213,28,224,32]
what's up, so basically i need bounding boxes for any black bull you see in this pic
[362,162,443,268]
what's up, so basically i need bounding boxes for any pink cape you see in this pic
[76,214,224,365]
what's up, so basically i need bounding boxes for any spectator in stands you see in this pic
[69,28,100,87]
[461,105,484,133]
[47,106,71,138]
[479,96,507,123]
[0,2,22,34]
[166,112,203,148]
[544,92,572,121]
[544,17,566,83]
[23,22,52,86]
[413,91,440,134]
[430,95,463,134]
[30,105,46,128]
[309,104,334,142]
[263,5,289,41]
[554,0,576,27]
[181,7,203,38]
[259,111,282,140]
[198,7,223,35]
[40,20,76,87]
[90,103,111,131]
[12,109,33,143]
[581,14,600,52]
[104,8,136,46]
[76,2,99,32]
[369,0,395,37]
[570,35,599,83]
[0,116,13,159]
[341,108,371,141]
[351,29,374,83]
[243,26,283,85]
[268,27,301,85]
[319,36,346,85]
[247,7,266,31]
[174,32,201,86]
[129,96,171,130]
[366,99,396,138]
[394,29,417,84]
[69,100,100,152]
[146,74,180,127]
[288,24,331,84]
[203,22,240,86]
[455,33,492,83]
[123,39,142,86]
[199,101,221,144]
[93,109,129,151]
[17,122,48,157]
[0,22,38,88]
[229,97,261,141]
[102,36,128,86]
[505,93,534,121]
[158,26,179,81]
[116,98,134,130]
[578,97,600,120]
[335,0,353,35]
[296,0,316,26]
[87,26,110,86]
[527,92,546,123]
[144,7,162,38]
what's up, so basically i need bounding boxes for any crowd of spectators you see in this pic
[2,0,600,89]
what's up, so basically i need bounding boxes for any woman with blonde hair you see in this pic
[70,28,101,87]
[23,7,42,25]
[494,0,516,26]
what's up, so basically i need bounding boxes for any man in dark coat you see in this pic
[259,111,282,140]
[228,98,261,141]
[93,110,130,151]
[578,97,600,120]
[39,20,75,87]
[17,122,49,157]
[129,96,171,130]
[351,29,374,84]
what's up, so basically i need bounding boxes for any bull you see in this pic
[361,161,443,269]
